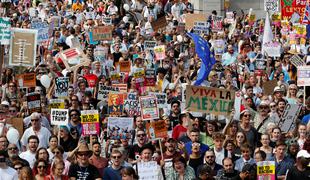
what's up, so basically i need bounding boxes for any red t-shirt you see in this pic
[172,125,187,140]
[84,74,98,88]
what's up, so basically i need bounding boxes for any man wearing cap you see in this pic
[0,150,18,180]
[68,143,101,180]
[286,149,310,179]
[273,86,285,103]
[253,101,277,134]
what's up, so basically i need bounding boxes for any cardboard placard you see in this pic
[107,117,134,140]
[154,45,166,61]
[9,28,37,67]
[257,161,276,180]
[151,16,167,32]
[137,161,158,180]
[289,55,305,67]
[49,99,65,109]
[108,93,126,116]
[27,93,41,113]
[193,21,210,35]
[278,104,302,133]
[31,20,49,46]
[97,84,119,101]
[262,79,278,95]
[119,61,131,72]
[144,41,157,50]
[185,13,207,30]
[50,109,69,126]
[16,73,36,87]
[58,47,90,71]
[144,69,156,86]
[103,17,112,25]
[185,85,235,116]
[55,77,69,98]
[281,0,306,21]
[81,110,100,135]
[0,17,11,45]
[146,120,168,139]
[264,43,281,57]
[140,95,159,120]
[297,66,310,86]
[133,68,145,83]
[92,26,113,41]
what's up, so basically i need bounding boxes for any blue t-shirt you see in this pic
[302,113,310,124]
[103,166,122,180]
[185,141,209,155]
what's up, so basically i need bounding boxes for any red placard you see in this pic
[281,0,307,21]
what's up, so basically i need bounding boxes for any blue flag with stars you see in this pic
[187,33,216,86]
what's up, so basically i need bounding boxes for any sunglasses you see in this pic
[70,114,78,117]
[77,153,89,157]
[31,119,39,122]
[14,166,23,170]
[243,114,251,117]
[206,156,214,158]
[53,151,61,155]
[112,155,121,159]
[8,147,17,151]
[270,105,276,108]
[137,134,146,137]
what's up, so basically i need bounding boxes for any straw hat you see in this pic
[76,143,93,156]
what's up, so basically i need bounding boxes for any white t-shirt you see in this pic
[0,166,18,180]
[20,127,51,148]
[19,150,36,168]
[214,148,225,166]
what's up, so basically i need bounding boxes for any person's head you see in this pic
[273,86,284,99]
[224,140,236,152]
[236,131,247,145]
[7,143,19,158]
[0,136,8,151]
[140,144,154,161]
[212,132,225,150]
[222,157,234,173]
[197,165,213,180]
[189,128,200,142]
[111,149,123,167]
[19,166,35,180]
[271,127,281,140]
[121,166,139,180]
[245,86,254,97]
[254,150,266,162]
[165,138,177,153]
[28,135,39,153]
[34,159,48,176]
[204,150,216,165]
[277,98,286,112]
[12,159,24,174]
[240,110,251,125]
[69,109,81,123]
[35,147,49,161]
[92,141,101,156]
[170,100,180,115]
[48,135,58,149]
[76,143,92,166]
[240,144,251,160]
[0,150,8,167]
[269,102,277,112]
[206,120,218,136]
[260,134,270,146]
[136,129,147,145]
[135,116,144,130]
[296,150,310,169]
[172,155,187,173]
[275,141,287,159]
[297,123,307,138]
[258,101,270,116]
[52,145,64,159]
[51,158,65,177]
[30,112,42,129]
[59,126,70,139]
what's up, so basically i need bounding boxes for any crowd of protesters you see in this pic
[0,0,309,180]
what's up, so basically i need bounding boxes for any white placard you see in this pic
[50,109,69,126]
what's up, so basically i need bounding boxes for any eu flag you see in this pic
[187,33,216,86]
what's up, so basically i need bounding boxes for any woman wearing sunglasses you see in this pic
[33,159,49,180]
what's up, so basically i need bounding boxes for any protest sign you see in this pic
[112,84,127,93]
[31,20,49,46]
[297,66,310,86]
[257,161,275,180]
[137,161,158,180]
[151,16,167,32]
[149,92,167,108]
[85,12,95,20]
[185,85,235,116]
[226,12,234,24]
[9,28,37,67]
[146,120,168,139]
[124,100,141,117]
[233,91,242,120]
[0,17,11,45]
[278,104,302,133]
[110,71,122,84]
[144,69,156,86]
[92,26,113,41]
[27,93,41,113]
[140,95,159,120]
[48,16,61,37]
[281,0,307,21]
[58,47,89,71]
[144,41,157,50]
[262,79,277,95]
[49,99,65,109]
[103,17,112,25]
[264,0,279,12]
[290,12,300,23]
[255,58,267,70]
[133,68,145,83]
[214,39,225,55]
[248,14,256,26]
[154,45,166,61]
[272,13,281,26]
[185,13,207,30]
[97,84,119,101]
[55,77,69,98]
[263,42,281,57]
[108,93,125,116]
[16,73,36,87]
[107,117,134,140]
[119,61,131,72]
[193,21,210,35]
[94,46,107,62]
[50,109,69,126]
[81,110,100,135]
[211,16,223,32]
[289,54,305,67]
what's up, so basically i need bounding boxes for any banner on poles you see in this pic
[257,161,276,180]
[185,85,235,116]
[146,120,168,139]
[55,77,69,98]
[9,28,37,67]
[81,110,100,135]
[107,117,134,140]
[27,93,41,113]
[140,95,159,120]
[50,109,69,126]
[297,66,310,86]
[0,17,11,45]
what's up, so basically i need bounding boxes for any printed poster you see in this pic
[107,117,134,140]
[55,77,69,98]
[80,110,100,135]
[50,109,69,126]
[0,17,11,45]
[108,93,126,116]
[140,95,159,120]
[27,93,41,113]
[146,120,168,139]
[257,161,275,180]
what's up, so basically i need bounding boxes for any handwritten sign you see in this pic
[119,61,131,72]
[186,85,235,116]
[50,109,69,126]
[257,161,276,180]
[137,161,158,180]
[107,117,134,140]
[103,17,112,25]
[281,0,306,21]
[92,26,113,41]
[185,13,207,30]
[55,77,69,98]
[297,66,310,86]
[146,120,168,139]
[140,95,159,120]
[58,47,89,71]
[27,93,41,113]
[289,55,305,67]
[193,21,210,35]
[264,42,281,57]
[151,16,167,32]
[81,110,100,135]
[144,41,157,50]
[154,45,166,61]
[278,104,302,133]
[0,17,11,45]
[97,84,119,101]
